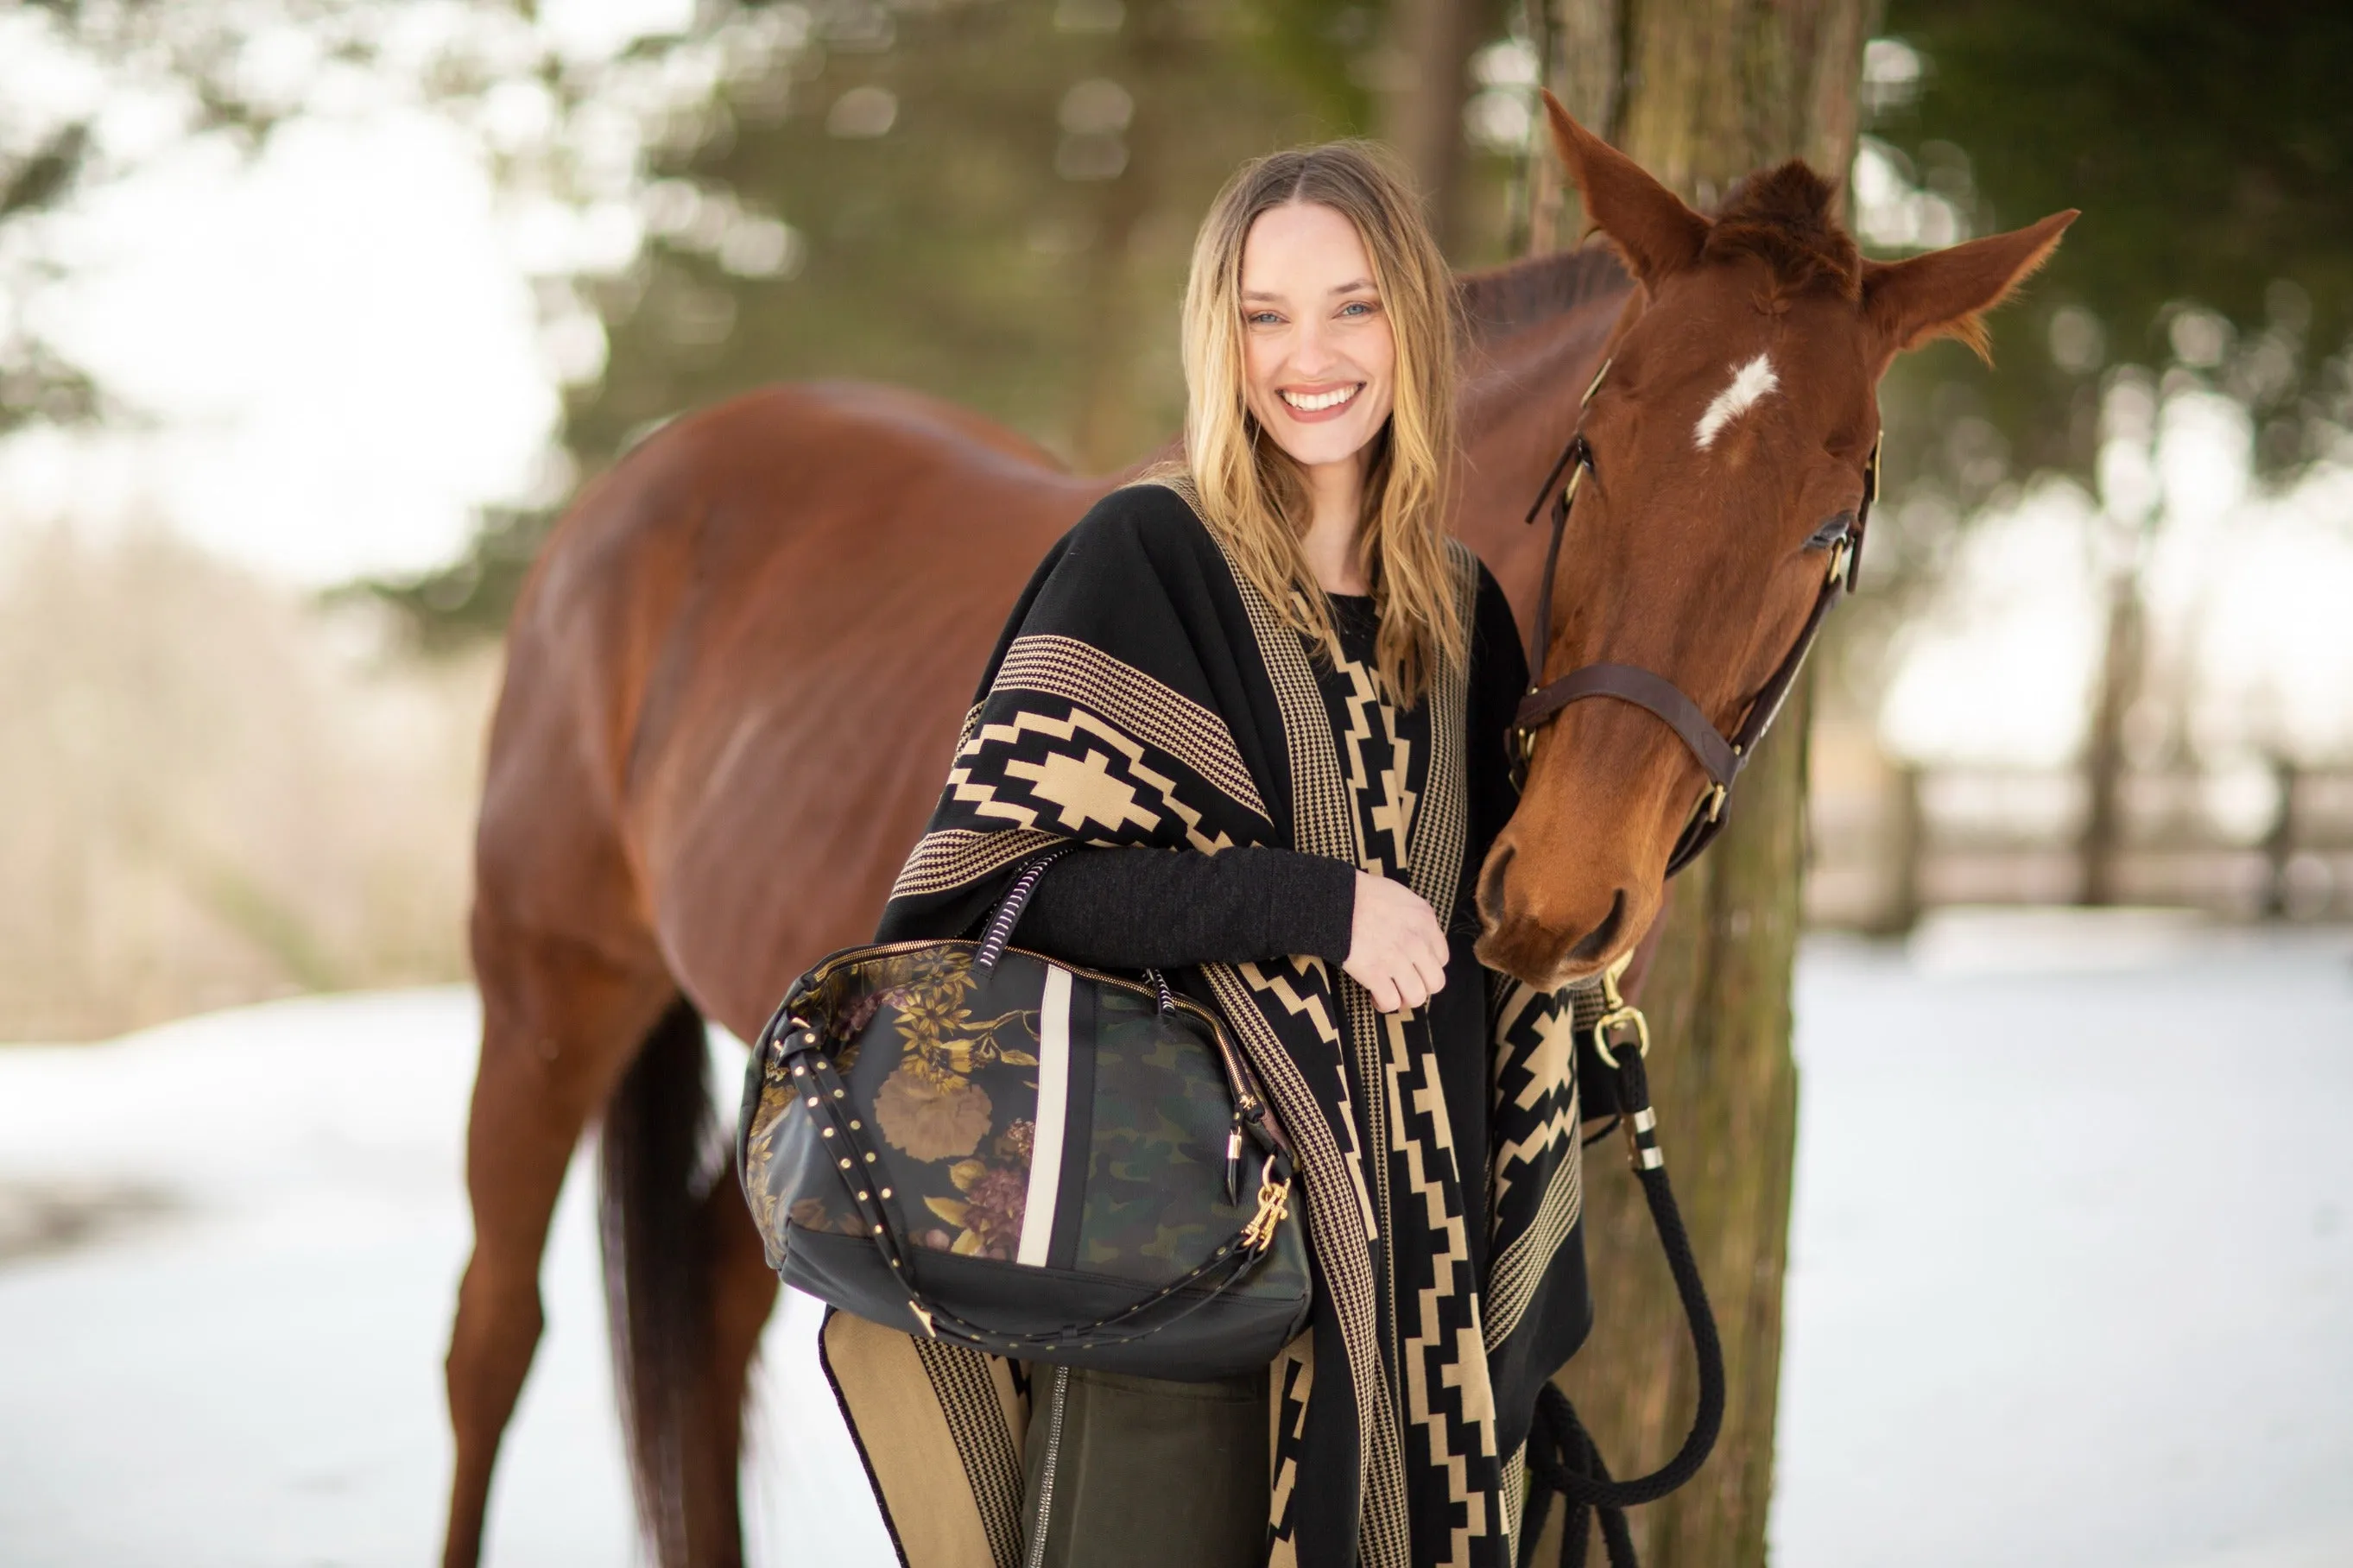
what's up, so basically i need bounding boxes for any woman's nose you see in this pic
[1286,325,1342,377]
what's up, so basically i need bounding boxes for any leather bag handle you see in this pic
[972,845,1077,974]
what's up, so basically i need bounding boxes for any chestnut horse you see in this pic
[440,99,2070,1566]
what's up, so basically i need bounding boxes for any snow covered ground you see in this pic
[1775,915,2353,1568]
[1,913,2347,1566]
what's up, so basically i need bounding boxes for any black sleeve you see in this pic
[1458,561,1530,934]
[1012,845,1357,970]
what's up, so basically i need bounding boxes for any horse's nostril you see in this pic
[1477,844,1515,924]
[1565,890,1627,967]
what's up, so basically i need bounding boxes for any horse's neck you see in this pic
[1452,254,1635,603]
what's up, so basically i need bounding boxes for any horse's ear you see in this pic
[1862,210,2079,363]
[1542,91,1707,287]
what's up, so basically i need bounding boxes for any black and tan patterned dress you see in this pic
[1310,591,1485,1493]
[822,483,1592,1568]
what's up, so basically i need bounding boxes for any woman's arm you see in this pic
[1013,844,1357,970]
[1022,845,1445,1009]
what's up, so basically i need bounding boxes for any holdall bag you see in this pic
[736,850,1312,1380]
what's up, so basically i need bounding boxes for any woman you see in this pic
[824,142,1591,1568]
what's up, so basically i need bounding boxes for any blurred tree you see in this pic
[1376,0,1490,251]
[0,11,217,434]
[1522,3,1877,1565]
[570,0,1481,471]
[386,0,1531,641]
[0,1,712,444]
[1865,3,2353,900]
[0,0,435,436]
[1874,1,2353,490]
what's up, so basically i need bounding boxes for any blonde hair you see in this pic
[1175,140,1465,707]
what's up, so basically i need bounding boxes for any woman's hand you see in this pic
[1342,872,1449,1013]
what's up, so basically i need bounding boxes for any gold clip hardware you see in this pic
[908,1301,938,1338]
[1590,950,1652,1070]
[1240,1176,1292,1255]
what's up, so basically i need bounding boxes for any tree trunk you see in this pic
[2078,568,2143,906]
[1068,3,1177,471]
[1378,0,1484,255]
[2259,753,2296,918]
[2261,754,2300,920]
[1879,759,1926,937]
[1524,0,1622,254]
[1531,4,1877,1564]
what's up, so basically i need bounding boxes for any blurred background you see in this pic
[0,2,2346,1565]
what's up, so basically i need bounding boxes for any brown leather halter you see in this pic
[1510,359,1881,878]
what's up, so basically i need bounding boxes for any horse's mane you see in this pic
[1457,162,1860,341]
[1457,245,1630,343]
[1703,161,1862,300]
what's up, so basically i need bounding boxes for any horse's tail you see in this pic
[598,994,715,1567]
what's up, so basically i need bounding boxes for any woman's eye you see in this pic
[1247,311,1282,326]
[1338,300,1376,318]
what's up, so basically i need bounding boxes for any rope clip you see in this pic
[1589,949,1651,1070]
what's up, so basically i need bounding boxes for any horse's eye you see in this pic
[1805,509,1856,550]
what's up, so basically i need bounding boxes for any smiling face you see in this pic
[1237,200,1397,473]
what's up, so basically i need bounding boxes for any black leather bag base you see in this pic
[737,937,1311,1379]
[782,1226,1311,1381]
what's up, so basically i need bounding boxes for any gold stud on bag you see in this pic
[734,850,1312,1378]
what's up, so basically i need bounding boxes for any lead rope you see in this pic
[1515,967,1726,1568]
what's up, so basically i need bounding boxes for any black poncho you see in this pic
[822,482,1591,1568]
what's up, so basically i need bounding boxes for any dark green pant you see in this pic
[1021,1366,1269,1568]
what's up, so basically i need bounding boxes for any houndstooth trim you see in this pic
[912,1337,1025,1568]
[1205,959,1414,1568]
[994,635,1270,824]
[889,826,1062,901]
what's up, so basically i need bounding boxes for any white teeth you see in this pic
[1281,384,1358,412]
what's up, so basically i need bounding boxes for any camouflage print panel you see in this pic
[1075,984,1310,1302]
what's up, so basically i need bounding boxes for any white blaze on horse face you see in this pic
[1692,353,1781,451]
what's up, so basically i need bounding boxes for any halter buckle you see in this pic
[1702,782,1727,823]
[1509,721,1536,790]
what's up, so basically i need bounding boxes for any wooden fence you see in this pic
[1803,753,2353,932]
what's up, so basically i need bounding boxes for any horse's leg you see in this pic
[684,1177,783,1564]
[442,919,674,1568]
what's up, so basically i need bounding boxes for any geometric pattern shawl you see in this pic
[834,483,1591,1568]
